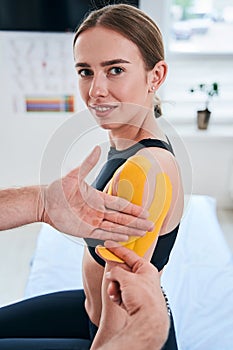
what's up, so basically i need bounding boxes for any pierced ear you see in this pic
[149,60,168,91]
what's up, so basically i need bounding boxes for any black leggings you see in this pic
[0,289,178,349]
[0,290,91,349]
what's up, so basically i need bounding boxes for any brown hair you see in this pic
[73,4,165,116]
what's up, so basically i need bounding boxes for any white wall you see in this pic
[0,32,86,188]
[158,119,233,209]
[180,128,233,209]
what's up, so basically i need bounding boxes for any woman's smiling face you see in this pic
[73,26,154,130]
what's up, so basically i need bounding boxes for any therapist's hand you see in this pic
[97,243,170,350]
[103,242,167,314]
[41,146,153,241]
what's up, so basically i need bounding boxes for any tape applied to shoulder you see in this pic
[96,155,172,262]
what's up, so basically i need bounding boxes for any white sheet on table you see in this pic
[161,195,233,350]
[24,195,233,350]
[24,228,84,296]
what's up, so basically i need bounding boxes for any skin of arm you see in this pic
[0,185,44,231]
[0,146,153,240]
[95,243,170,350]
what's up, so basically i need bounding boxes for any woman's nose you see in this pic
[89,73,108,99]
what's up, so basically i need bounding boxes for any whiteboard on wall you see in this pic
[0,31,84,115]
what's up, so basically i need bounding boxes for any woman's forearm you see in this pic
[0,186,44,231]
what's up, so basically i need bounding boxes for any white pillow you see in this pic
[24,225,84,298]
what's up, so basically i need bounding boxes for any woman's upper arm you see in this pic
[110,152,173,216]
[97,151,175,262]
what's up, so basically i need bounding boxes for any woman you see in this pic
[0,4,183,349]
[73,4,183,349]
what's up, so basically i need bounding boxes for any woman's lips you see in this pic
[89,104,118,117]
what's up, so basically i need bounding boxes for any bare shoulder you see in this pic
[108,146,184,234]
[133,147,184,233]
[136,146,180,179]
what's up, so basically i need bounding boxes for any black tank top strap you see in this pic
[138,138,175,155]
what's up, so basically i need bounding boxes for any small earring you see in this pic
[151,86,155,92]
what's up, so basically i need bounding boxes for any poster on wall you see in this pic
[1,31,80,115]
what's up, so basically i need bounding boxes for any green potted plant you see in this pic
[190,82,219,129]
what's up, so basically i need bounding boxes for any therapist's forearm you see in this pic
[97,312,167,350]
[0,186,44,230]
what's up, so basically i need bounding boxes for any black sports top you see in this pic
[85,138,179,272]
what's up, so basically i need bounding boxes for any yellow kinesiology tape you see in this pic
[97,155,172,263]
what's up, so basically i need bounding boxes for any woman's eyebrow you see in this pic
[75,62,90,68]
[75,59,130,68]
[100,59,130,66]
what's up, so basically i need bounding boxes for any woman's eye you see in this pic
[109,67,124,75]
[78,69,92,77]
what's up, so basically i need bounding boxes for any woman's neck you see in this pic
[109,114,165,151]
